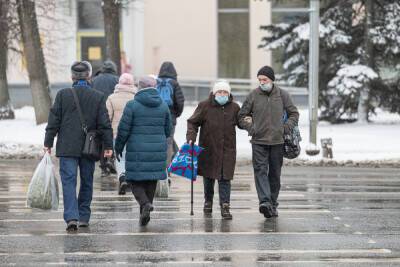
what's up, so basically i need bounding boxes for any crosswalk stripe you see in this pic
[0,248,391,256]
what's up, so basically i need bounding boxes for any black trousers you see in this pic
[252,144,284,207]
[203,177,231,205]
[130,181,158,210]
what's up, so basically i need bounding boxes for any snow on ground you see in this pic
[1,105,400,162]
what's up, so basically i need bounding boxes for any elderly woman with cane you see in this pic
[186,80,241,220]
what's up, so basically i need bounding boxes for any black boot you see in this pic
[140,203,152,226]
[203,201,213,214]
[118,174,128,195]
[259,202,273,218]
[221,203,232,220]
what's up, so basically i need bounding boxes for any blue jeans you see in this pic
[59,157,95,223]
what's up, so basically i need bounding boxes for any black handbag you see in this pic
[283,125,302,159]
[70,88,102,161]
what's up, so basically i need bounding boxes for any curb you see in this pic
[2,145,400,168]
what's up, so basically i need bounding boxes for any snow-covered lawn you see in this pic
[1,106,400,161]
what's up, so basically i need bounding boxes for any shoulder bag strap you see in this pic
[70,88,88,134]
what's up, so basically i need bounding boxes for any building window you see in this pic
[272,0,308,9]
[77,0,104,30]
[218,0,250,79]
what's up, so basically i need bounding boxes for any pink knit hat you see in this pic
[118,73,134,85]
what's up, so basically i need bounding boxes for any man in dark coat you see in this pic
[44,61,113,231]
[157,61,185,170]
[186,80,241,219]
[92,60,119,176]
[92,60,119,98]
[115,76,172,226]
[238,65,299,219]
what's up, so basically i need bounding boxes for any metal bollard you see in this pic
[320,138,333,159]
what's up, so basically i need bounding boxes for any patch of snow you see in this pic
[1,105,400,162]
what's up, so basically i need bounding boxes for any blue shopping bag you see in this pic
[168,143,203,181]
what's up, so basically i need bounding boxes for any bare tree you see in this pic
[16,0,52,125]
[0,1,15,120]
[102,0,122,74]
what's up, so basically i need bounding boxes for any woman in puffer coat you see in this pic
[115,76,172,226]
[106,73,137,195]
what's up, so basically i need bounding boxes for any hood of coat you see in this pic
[95,61,118,76]
[135,88,163,107]
[158,62,177,79]
[208,92,234,106]
[114,83,137,94]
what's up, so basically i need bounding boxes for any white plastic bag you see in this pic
[155,179,170,198]
[26,152,59,210]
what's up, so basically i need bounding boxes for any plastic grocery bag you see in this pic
[26,152,59,210]
[168,143,203,181]
[155,178,170,198]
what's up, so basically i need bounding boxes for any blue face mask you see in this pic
[260,82,273,93]
[215,95,229,105]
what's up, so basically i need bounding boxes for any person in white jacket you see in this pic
[106,73,137,194]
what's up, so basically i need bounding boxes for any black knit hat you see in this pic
[71,61,92,80]
[257,65,275,81]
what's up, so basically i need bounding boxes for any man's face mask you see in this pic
[260,82,273,93]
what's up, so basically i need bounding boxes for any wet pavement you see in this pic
[0,160,400,266]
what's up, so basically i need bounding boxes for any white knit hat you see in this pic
[212,80,231,95]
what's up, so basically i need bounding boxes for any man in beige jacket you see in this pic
[106,73,137,194]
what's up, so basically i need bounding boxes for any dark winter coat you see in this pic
[114,88,172,182]
[158,62,185,125]
[44,83,113,158]
[238,85,299,145]
[92,64,119,98]
[186,94,240,180]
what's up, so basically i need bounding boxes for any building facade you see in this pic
[7,0,316,84]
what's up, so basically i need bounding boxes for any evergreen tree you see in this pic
[260,0,400,123]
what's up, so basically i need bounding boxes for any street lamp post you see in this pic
[269,0,321,155]
[305,0,321,156]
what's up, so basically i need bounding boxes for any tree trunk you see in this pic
[0,0,14,120]
[357,0,374,123]
[16,0,52,125]
[102,0,121,75]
